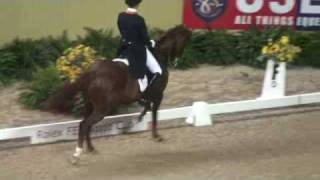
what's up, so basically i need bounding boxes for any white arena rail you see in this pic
[1,92,320,145]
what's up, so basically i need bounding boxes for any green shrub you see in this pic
[0,51,18,85]
[1,38,38,80]
[33,31,73,67]
[290,31,320,67]
[303,32,320,67]
[177,30,238,68]
[199,30,237,65]
[19,66,63,109]
[176,42,198,69]
[0,32,73,82]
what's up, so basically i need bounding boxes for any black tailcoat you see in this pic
[117,12,152,79]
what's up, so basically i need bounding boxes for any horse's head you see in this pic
[155,25,192,66]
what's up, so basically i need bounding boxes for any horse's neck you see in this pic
[155,31,180,68]
[154,48,169,69]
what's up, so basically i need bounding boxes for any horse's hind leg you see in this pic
[71,121,87,164]
[82,102,98,152]
[72,102,93,157]
[72,110,106,163]
[86,106,114,152]
[85,117,103,152]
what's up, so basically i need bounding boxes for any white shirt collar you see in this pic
[126,8,138,13]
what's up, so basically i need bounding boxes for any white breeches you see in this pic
[146,48,162,75]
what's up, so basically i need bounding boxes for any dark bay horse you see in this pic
[47,25,192,162]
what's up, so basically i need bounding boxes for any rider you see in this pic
[116,0,162,86]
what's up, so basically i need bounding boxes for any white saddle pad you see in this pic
[112,58,148,92]
[113,58,129,66]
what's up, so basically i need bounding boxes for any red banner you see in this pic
[184,0,320,30]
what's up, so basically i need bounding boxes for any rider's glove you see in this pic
[150,40,156,48]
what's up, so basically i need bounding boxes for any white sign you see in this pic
[236,0,295,14]
[259,59,286,100]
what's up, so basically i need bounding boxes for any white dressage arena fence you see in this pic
[1,92,320,145]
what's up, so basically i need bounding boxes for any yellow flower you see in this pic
[74,49,82,55]
[259,36,301,63]
[294,47,302,53]
[82,62,91,68]
[68,54,76,61]
[60,66,68,71]
[262,46,268,54]
[280,36,289,45]
[84,47,90,53]
[286,54,294,62]
[56,45,97,82]
[270,44,280,54]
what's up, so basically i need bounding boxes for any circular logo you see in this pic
[192,0,226,22]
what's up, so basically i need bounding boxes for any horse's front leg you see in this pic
[151,94,163,142]
[137,99,151,122]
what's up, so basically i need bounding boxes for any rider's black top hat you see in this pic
[125,0,142,8]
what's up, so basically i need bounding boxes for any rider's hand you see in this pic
[150,40,156,48]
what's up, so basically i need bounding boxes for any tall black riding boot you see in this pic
[149,73,161,87]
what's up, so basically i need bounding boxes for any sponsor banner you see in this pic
[31,114,148,144]
[184,0,320,30]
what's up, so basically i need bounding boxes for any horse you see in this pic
[47,25,192,163]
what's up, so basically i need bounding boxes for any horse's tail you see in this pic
[45,75,87,113]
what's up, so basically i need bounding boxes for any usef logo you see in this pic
[192,0,227,23]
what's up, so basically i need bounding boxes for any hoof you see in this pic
[69,155,80,165]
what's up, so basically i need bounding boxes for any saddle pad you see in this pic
[113,58,129,66]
